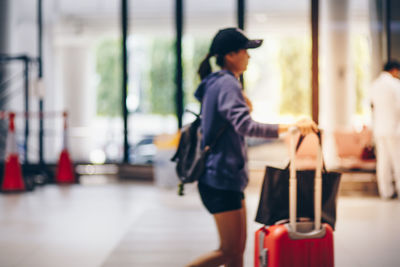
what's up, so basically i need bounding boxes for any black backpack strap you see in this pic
[207,123,229,150]
[170,143,181,162]
[185,109,200,118]
[186,106,226,151]
[178,182,185,196]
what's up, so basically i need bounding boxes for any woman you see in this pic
[187,28,317,267]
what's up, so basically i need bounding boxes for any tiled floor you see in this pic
[1,178,400,267]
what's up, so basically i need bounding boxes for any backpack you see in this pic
[171,110,226,196]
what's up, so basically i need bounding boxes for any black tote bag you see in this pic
[254,134,341,229]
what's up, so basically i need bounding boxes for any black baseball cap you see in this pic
[209,28,263,56]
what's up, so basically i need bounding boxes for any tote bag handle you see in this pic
[289,128,323,232]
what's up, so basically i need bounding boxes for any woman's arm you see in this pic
[217,77,317,137]
[217,83,279,138]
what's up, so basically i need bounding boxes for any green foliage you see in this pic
[147,37,209,114]
[95,36,212,117]
[148,39,175,114]
[94,34,371,121]
[95,39,122,117]
[183,38,210,106]
[279,38,311,117]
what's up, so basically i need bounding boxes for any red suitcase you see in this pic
[254,129,334,267]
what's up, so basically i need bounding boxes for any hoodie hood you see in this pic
[194,70,234,102]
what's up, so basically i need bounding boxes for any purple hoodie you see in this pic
[194,70,279,192]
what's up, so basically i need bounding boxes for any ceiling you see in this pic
[11,0,369,38]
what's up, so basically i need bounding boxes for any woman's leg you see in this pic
[186,200,247,267]
[224,199,246,267]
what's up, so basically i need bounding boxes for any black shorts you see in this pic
[198,182,245,214]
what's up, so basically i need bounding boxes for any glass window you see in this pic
[247,0,311,124]
[126,0,176,164]
[349,0,372,126]
[183,0,236,123]
[90,1,176,164]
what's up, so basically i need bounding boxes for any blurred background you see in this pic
[1,1,400,267]
[1,0,397,169]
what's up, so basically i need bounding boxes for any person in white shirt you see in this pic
[370,61,400,199]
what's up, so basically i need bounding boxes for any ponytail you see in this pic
[216,54,225,68]
[198,53,212,80]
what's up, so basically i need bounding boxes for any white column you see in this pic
[320,0,352,167]
[58,43,96,162]
[368,0,384,80]
[321,0,352,129]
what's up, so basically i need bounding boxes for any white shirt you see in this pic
[370,72,400,137]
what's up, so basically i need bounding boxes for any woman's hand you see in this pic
[278,118,318,135]
[294,118,318,135]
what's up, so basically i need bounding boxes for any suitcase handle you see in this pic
[289,127,323,232]
[286,221,326,240]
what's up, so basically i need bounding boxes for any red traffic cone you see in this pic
[2,112,25,192]
[56,112,75,183]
